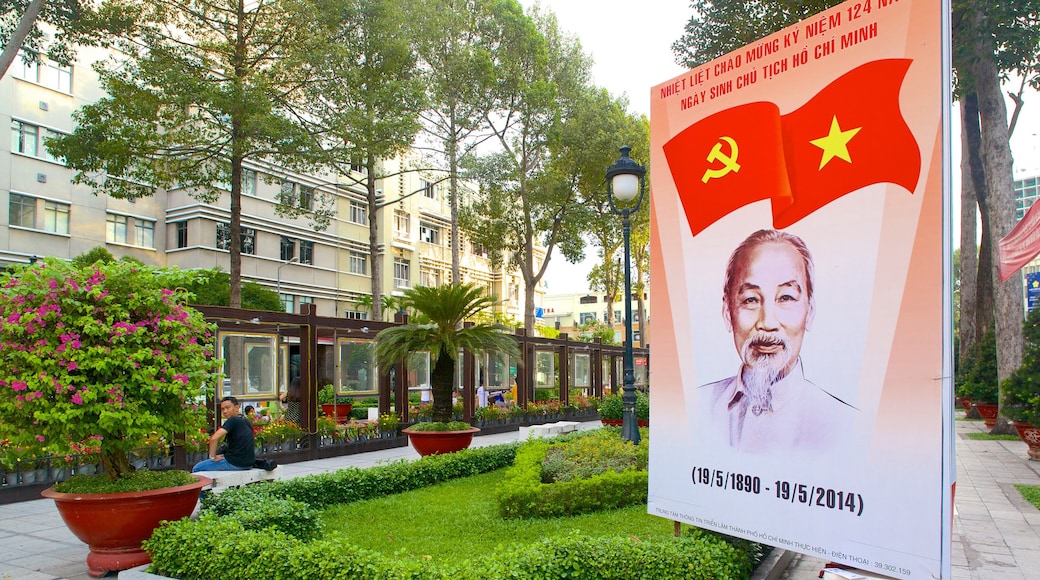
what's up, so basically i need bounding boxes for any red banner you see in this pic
[663,59,921,237]
[999,199,1040,281]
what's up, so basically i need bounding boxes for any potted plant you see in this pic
[0,259,220,577]
[598,392,650,427]
[318,384,353,423]
[375,283,519,456]
[1001,309,1040,459]
[957,329,999,427]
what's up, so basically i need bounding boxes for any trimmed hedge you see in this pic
[201,442,519,513]
[497,439,648,519]
[146,518,756,580]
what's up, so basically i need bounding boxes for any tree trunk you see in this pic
[973,23,1023,433]
[367,161,383,322]
[430,349,455,423]
[448,121,461,283]
[0,0,45,81]
[958,95,979,365]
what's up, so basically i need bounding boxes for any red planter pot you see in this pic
[973,403,999,428]
[321,403,353,423]
[601,419,649,427]
[41,474,210,577]
[402,427,480,456]
[958,397,973,411]
[1011,421,1040,461]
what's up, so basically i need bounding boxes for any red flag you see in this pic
[663,102,791,237]
[662,59,921,238]
[999,199,1040,281]
[775,59,920,228]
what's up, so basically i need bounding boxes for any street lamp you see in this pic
[606,145,646,444]
[276,256,300,312]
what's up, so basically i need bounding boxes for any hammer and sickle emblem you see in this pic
[700,136,741,183]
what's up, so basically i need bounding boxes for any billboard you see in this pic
[647,0,952,578]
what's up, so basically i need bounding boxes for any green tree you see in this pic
[374,283,519,423]
[182,269,280,311]
[576,318,617,345]
[47,0,328,309]
[297,0,426,322]
[461,5,592,334]
[412,0,503,282]
[70,246,115,267]
[0,0,128,80]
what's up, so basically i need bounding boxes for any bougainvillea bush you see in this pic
[0,259,221,480]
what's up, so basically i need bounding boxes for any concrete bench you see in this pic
[519,421,582,439]
[194,466,282,494]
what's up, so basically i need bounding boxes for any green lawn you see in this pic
[966,433,1022,441]
[1016,485,1040,511]
[321,468,675,562]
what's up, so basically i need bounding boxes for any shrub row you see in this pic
[145,518,757,580]
[201,442,519,513]
[497,439,648,519]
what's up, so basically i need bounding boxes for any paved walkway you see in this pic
[1,416,1038,580]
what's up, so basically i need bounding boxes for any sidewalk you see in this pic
[1,417,1038,580]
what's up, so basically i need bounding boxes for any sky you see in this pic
[523,0,691,294]
[525,1,1040,295]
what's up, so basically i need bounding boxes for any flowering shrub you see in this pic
[0,259,220,480]
[256,419,303,442]
[377,412,400,434]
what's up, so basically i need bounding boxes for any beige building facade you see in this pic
[2,47,541,320]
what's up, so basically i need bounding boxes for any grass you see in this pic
[321,468,674,562]
[966,433,1022,441]
[1016,485,1040,511]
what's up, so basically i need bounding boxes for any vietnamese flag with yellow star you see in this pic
[663,59,920,237]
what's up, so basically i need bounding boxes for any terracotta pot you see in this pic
[41,474,211,577]
[958,397,972,411]
[321,403,353,423]
[600,419,649,427]
[402,426,480,456]
[1011,421,1040,461]
[973,403,999,428]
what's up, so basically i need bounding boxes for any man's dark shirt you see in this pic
[222,414,255,467]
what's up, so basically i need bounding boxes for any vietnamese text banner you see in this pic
[647,0,951,578]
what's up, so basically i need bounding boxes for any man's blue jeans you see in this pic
[191,458,251,472]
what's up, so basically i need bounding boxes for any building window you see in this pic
[298,296,313,310]
[350,201,368,225]
[11,120,38,156]
[471,242,487,257]
[241,227,255,255]
[420,268,441,287]
[419,221,440,245]
[242,169,257,197]
[394,258,410,288]
[9,193,35,228]
[350,156,366,175]
[134,219,155,248]
[280,236,295,261]
[107,214,128,244]
[11,51,72,92]
[279,180,295,204]
[579,295,598,304]
[299,240,314,264]
[176,222,188,248]
[299,185,314,210]
[422,179,436,199]
[344,310,368,320]
[216,223,231,250]
[579,312,596,324]
[349,251,367,275]
[394,210,410,237]
[280,293,295,314]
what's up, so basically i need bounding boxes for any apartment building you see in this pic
[2,46,541,320]
[541,291,650,348]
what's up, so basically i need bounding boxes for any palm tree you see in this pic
[375,283,520,424]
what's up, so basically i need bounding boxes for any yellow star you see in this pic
[810,116,861,170]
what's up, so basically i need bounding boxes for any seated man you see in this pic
[192,396,255,472]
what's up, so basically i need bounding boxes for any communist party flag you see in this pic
[663,59,921,237]
[998,199,1040,281]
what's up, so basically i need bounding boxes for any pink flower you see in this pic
[71,393,83,405]
[11,380,27,391]
[36,435,45,442]
[173,374,189,385]
[67,361,78,371]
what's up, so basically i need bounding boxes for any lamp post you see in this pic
[276,256,300,312]
[606,145,646,444]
